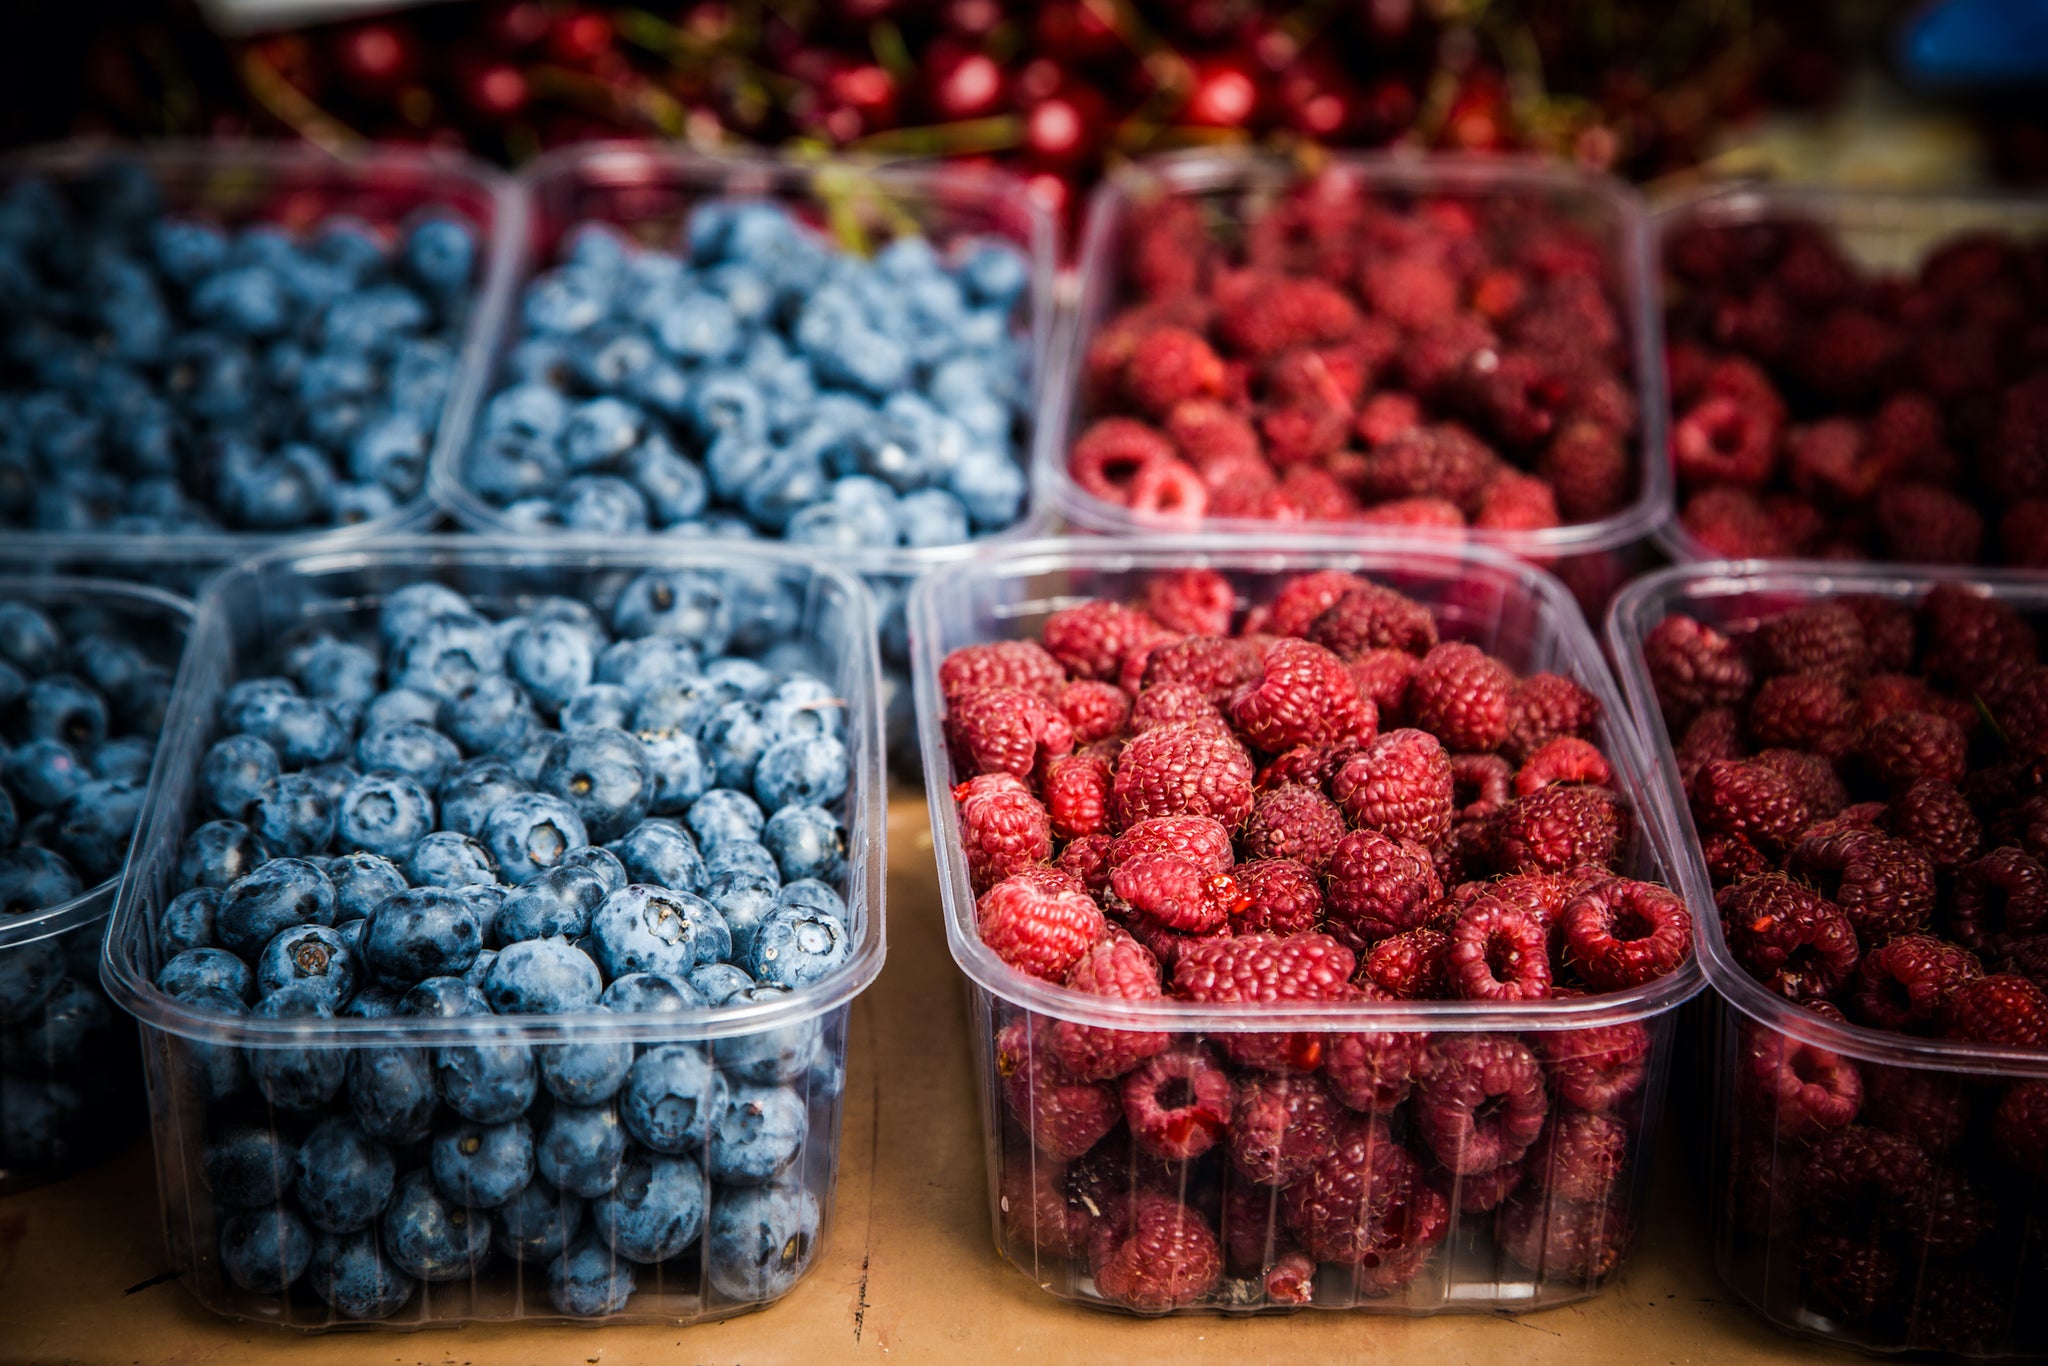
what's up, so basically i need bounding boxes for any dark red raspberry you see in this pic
[1119,915,1221,974]
[1951,847,2048,954]
[1512,737,1612,797]
[1240,783,1346,871]
[1112,853,1247,934]
[1673,392,1777,487]
[1140,568,1236,638]
[1279,1114,1420,1265]
[996,1018,1121,1159]
[1042,751,1112,841]
[1472,471,1561,531]
[1054,680,1130,745]
[978,867,1105,982]
[1415,1034,1549,1175]
[1219,1176,1294,1277]
[1919,1167,1998,1257]
[1322,1022,1425,1112]
[1904,1263,2007,1356]
[1861,1065,1970,1154]
[1702,832,1773,888]
[1502,672,1600,764]
[1448,1160,1528,1214]
[1888,778,1984,870]
[1324,828,1443,949]
[1330,729,1455,854]
[1682,486,1794,558]
[1752,747,1849,820]
[955,773,1053,894]
[1050,934,1170,1082]
[1353,425,1502,515]
[1992,1080,2048,1176]
[1529,1022,1648,1120]
[1261,569,1366,638]
[1993,666,2048,762]
[1173,933,1355,1074]
[1228,638,1376,754]
[1128,682,1222,734]
[1087,1192,1223,1311]
[1229,1072,1338,1187]
[1360,927,1452,1000]
[1407,643,1514,753]
[1642,614,1754,724]
[1042,598,1173,682]
[1719,873,1860,1002]
[1876,481,1986,562]
[1121,326,1225,417]
[1216,271,1360,358]
[1140,635,1264,701]
[1110,721,1256,830]
[1525,1110,1628,1205]
[1942,972,2048,1047]
[1736,1019,1862,1137]
[941,639,1066,703]
[1692,757,1811,854]
[1000,1154,1096,1259]
[1071,417,1178,505]
[1234,858,1324,936]
[1559,877,1692,991]
[1120,1044,1232,1161]
[1348,649,1419,722]
[948,685,1076,780]
[1853,673,1946,730]
[1786,417,1889,505]
[1858,710,1968,792]
[1789,829,1937,942]
[1446,896,1552,1002]
[1849,932,1982,1034]
[1347,1177,1450,1296]
[1800,1234,1898,1322]
[1489,785,1628,875]
[1921,582,2037,689]
[1537,413,1632,518]
[1452,752,1514,821]
[1108,815,1234,874]
[1748,671,1858,759]
[1754,602,1872,679]
[1802,1126,1934,1237]
[2009,937,2048,992]
[1305,582,1440,660]
[1724,1134,1803,1237]
[2001,498,2048,568]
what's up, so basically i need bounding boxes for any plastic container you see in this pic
[1047,153,1670,614]
[0,574,194,1193]
[910,537,1704,1316]
[0,139,520,558]
[100,537,886,1330]
[1608,561,2048,1358]
[1652,184,2048,567]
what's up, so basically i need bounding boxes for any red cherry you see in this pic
[829,63,897,122]
[684,4,737,44]
[1024,93,1100,166]
[1024,171,1071,220]
[1362,77,1419,139]
[1365,0,1417,41]
[462,62,530,119]
[927,41,1007,120]
[483,1,550,51]
[546,10,613,66]
[1033,1,1122,63]
[944,0,1005,38]
[1182,57,1262,129]
[333,21,419,95]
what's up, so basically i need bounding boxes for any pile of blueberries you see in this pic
[0,593,179,1175]
[0,161,478,534]
[462,199,1034,548]
[149,571,859,1319]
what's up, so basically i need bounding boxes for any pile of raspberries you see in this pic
[939,566,1693,1311]
[1066,172,1641,533]
[1663,215,2048,567]
[1644,586,2048,1353]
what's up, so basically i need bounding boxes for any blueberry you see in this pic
[702,701,770,791]
[179,819,269,890]
[630,677,721,740]
[436,757,528,839]
[496,1178,584,1265]
[704,840,780,885]
[707,1084,807,1186]
[547,1235,637,1316]
[483,938,602,1016]
[595,636,700,697]
[590,1151,706,1265]
[0,974,108,1076]
[334,771,436,862]
[405,830,500,890]
[553,475,650,533]
[356,723,462,794]
[341,980,403,1020]
[393,615,503,701]
[48,777,144,881]
[8,739,88,813]
[307,1228,414,1321]
[761,805,847,884]
[0,846,81,916]
[398,976,490,1018]
[534,1102,628,1200]
[480,793,589,886]
[588,885,726,979]
[738,447,830,534]
[326,851,409,922]
[440,675,538,757]
[404,215,475,297]
[219,1204,313,1295]
[620,1043,726,1155]
[611,572,733,655]
[290,637,381,711]
[623,434,708,527]
[294,1116,396,1234]
[893,487,971,548]
[706,1182,819,1302]
[0,601,59,676]
[89,735,155,785]
[203,1121,296,1207]
[653,290,739,364]
[255,923,360,1010]
[759,676,844,746]
[363,886,482,983]
[196,736,276,823]
[950,446,1027,529]
[711,985,820,1084]
[217,858,337,960]
[250,773,337,858]
[510,732,558,787]
[686,962,754,1005]
[776,879,848,923]
[431,1117,535,1209]
[490,865,601,946]
[362,687,442,733]
[158,885,222,957]
[599,971,706,1015]
[559,845,628,895]
[435,1026,537,1124]
[560,685,632,732]
[248,983,347,1109]
[702,870,779,963]
[747,906,850,990]
[538,1014,632,1109]
[177,987,252,1101]
[348,1045,439,1143]
[21,675,108,751]
[462,943,499,987]
[507,620,597,716]
[221,678,297,735]
[560,397,646,473]
[752,736,850,812]
[687,788,764,853]
[639,731,713,814]
[381,1168,492,1283]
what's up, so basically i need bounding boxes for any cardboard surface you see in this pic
[0,797,1859,1365]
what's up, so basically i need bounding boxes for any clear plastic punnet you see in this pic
[1045,152,1671,613]
[1608,561,2048,1359]
[911,537,1703,1317]
[1652,184,2048,567]
[100,537,886,1330]
[0,140,519,559]
[0,573,194,1193]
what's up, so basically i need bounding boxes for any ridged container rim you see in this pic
[912,534,1705,1035]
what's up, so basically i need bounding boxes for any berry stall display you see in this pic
[0,144,507,545]
[913,543,1700,1315]
[1049,155,1667,611]
[1659,187,2048,569]
[0,576,191,1191]
[99,543,885,1328]
[1610,564,2048,1357]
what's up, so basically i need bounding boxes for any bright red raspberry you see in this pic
[1330,729,1456,854]
[1526,1110,1629,1205]
[1347,650,1419,726]
[1360,249,1459,328]
[1642,614,1753,724]
[1992,1080,2048,1176]
[1122,326,1224,417]
[1446,896,1553,1002]
[1139,635,1264,702]
[1042,751,1112,841]
[1321,1024,1425,1112]
[1736,1019,1862,1138]
[1673,391,1777,487]
[999,1156,1095,1259]
[1216,271,1360,358]
[1120,1044,1232,1161]
[1228,637,1376,754]
[1107,814,1234,874]
[947,685,1076,780]
[1234,858,1324,936]
[1718,873,1860,1002]
[1054,680,1130,745]
[1088,1192,1223,1311]
[978,867,1105,982]
[1802,1126,1935,1236]
[1112,852,1247,934]
[1140,568,1235,638]
[1452,752,1513,821]
[1682,486,1793,558]
[1057,832,1113,895]
[940,639,1066,703]
[1691,757,1811,854]
[1888,778,1984,870]
[1407,643,1514,753]
[1261,569,1366,638]
[1532,1019,1651,1114]
[1050,934,1171,1081]
[995,1018,1121,1159]
[1849,933,1983,1034]
[1788,829,1937,942]
[1279,1114,1419,1264]
[1752,748,1849,820]
[1449,1159,1528,1214]
[1415,1034,1549,1175]
[1753,602,1872,680]
[1109,721,1256,830]
[957,773,1054,893]
[1512,737,1612,797]
[1359,927,1451,1000]
[1126,454,1210,523]
[1951,848,2048,955]
[1305,583,1441,661]
[1559,877,1693,990]
[1229,1072,1338,1187]
[1241,783,1346,871]
[1259,399,1351,467]
[1489,785,1628,875]
[1921,582,2037,689]
[1324,828,1443,949]
[1357,390,1425,447]
[1263,342,1374,410]
[1042,599,1173,683]
[1173,933,1355,1073]
[1942,972,2048,1047]
[1167,399,1261,471]
[1070,417,1177,505]
[1748,671,1858,758]
[1128,682,1222,734]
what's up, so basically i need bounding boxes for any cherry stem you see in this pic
[236,48,361,153]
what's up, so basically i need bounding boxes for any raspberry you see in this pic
[1736,1019,1862,1138]
[1240,783,1346,871]
[1263,345,1372,410]
[1747,671,1858,759]
[1165,399,1260,471]
[1346,649,1419,724]
[1356,390,1425,447]
[1904,1264,2006,1355]
[1110,721,1255,830]
[1692,757,1811,854]
[1489,785,1627,875]
[1875,481,1986,562]
[1398,313,1498,397]
[957,773,1054,893]
[1950,847,2048,954]
[1324,828,1443,949]
[1305,582,1440,661]
[1057,832,1113,895]
[1234,858,1324,936]
[1321,1024,1425,1112]
[1992,1080,2048,1175]
[1050,934,1171,1082]
[978,867,1105,982]
[1128,682,1222,734]
[1526,1110,1629,1205]
[995,1019,1121,1159]
[1172,933,1355,1073]
[1042,599,1173,683]
[1801,1127,1934,1237]
[1849,933,1982,1034]
[1842,596,1918,672]
[1087,1193,1223,1311]
[1216,271,1359,358]
[1119,915,1221,974]
[940,640,1066,703]
[1353,425,1500,514]
[1942,972,2048,1047]
[1919,1167,1998,1256]
[1054,680,1130,746]
[1228,637,1376,754]
[1449,1160,1528,1214]
[1107,815,1235,874]
[1673,392,1777,487]
[1140,635,1264,701]
[1512,737,1612,797]
[1559,877,1692,990]
[1120,1044,1232,1161]
[1788,829,1936,942]
[1262,569,1366,637]
[1330,729,1455,854]
[948,685,1076,780]
[1852,674,1946,730]
[1887,779,1983,870]
[1279,1114,1419,1264]
[1785,418,1886,504]
[1724,1135,1802,1237]
[1112,853,1246,934]
[1348,1178,1450,1295]
[1123,199,1210,297]
[1219,1177,1293,1276]
[1682,486,1792,558]
[1642,614,1753,724]
[1993,665,2048,762]
[1501,672,1600,765]
[1407,643,1514,753]
[1719,873,1860,1002]
[1071,417,1177,505]
[1450,752,1513,823]
[1122,326,1225,417]
[1415,1034,1548,1175]
[1799,1235,1898,1322]
[1539,420,1632,521]
[1360,927,1451,1000]
[2001,498,2048,568]
[1921,582,2037,689]
[1139,568,1235,639]
[1795,306,1904,403]
[1702,832,1772,888]
[1042,751,1112,841]
[1676,708,1747,788]
[1259,400,1350,468]
[1360,251,1459,329]
[1229,1072,1338,1187]
[999,1155,1095,1258]
[1453,350,1566,451]
[1446,897,1553,1002]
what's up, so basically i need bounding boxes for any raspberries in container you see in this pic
[1610,563,2048,1357]
[1658,190,2048,568]
[1051,156,1665,609]
[914,544,1700,1315]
